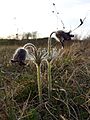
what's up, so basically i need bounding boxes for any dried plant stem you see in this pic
[45,102,58,120]
[36,64,42,103]
[18,92,31,120]
[48,61,52,99]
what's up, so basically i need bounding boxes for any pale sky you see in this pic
[0,0,90,38]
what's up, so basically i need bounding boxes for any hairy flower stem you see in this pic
[48,37,51,56]
[36,64,42,103]
[48,61,52,99]
[47,37,52,99]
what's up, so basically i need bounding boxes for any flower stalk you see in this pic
[25,46,47,103]
[24,44,43,103]
[47,61,52,99]
[47,35,52,99]
[36,64,42,103]
[48,37,51,56]
[47,32,59,99]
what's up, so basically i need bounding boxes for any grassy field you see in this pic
[0,39,90,120]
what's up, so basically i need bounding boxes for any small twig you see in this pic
[65,67,78,86]
[45,102,58,120]
[18,92,31,120]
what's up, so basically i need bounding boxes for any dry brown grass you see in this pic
[0,40,90,120]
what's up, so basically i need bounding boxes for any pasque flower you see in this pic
[11,43,48,103]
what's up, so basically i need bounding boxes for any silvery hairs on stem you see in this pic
[46,47,59,64]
